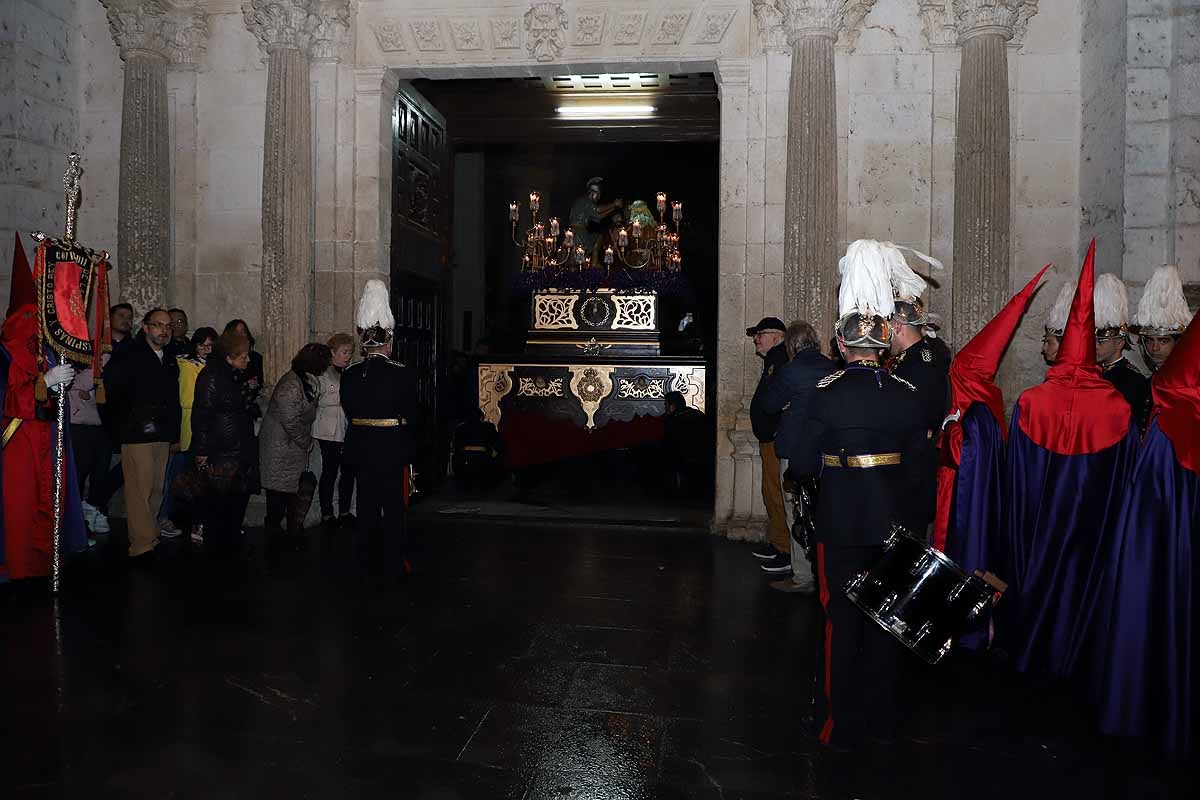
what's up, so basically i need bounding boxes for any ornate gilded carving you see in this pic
[578,296,613,327]
[534,295,578,329]
[611,295,656,330]
[694,8,737,45]
[519,376,565,397]
[618,376,666,400]
[491,17,521,49]
[242,0,318,53]
[651,11,692,45]
[449,18,484,50]
[479,365,515,427]
[370,19,407,52]
[612,11,646,45]
[568,366,615,431]
[524,1,568,61]
[410,18,446,51]
[574,12,606,45]
[670,366,707,413]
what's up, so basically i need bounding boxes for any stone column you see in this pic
[103,2,202,318]
[244,0,319,383]
[949,1,1038,345]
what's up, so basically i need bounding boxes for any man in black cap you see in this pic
[747,316,792,574]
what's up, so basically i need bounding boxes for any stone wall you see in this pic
[1,0,81,295]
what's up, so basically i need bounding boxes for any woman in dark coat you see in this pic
[192,330,260,556]
[223,319,265,417]
[260,343,331,538]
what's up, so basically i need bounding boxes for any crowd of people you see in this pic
[743,240,1197,756]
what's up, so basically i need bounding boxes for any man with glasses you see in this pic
[103,308,181,561]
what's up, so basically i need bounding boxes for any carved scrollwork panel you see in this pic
[617,376,666,399]
[478,364,515,427]
[534,295,578,329]
[611,295,656,330]
[518,376,565,397]
[568,365,615,431]
[669,366,707,413]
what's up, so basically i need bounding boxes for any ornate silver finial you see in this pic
[63,153,82,243]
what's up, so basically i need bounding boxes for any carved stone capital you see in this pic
[918,1,957,49]
[103,0,208,64]
[751,0,789,53]
[310,0,350,62]
[242,0,319,54]
[762,0,877,52]
[524,1,568,63]
[952,0,1038,44]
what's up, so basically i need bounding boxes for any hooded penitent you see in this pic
[1095,309,1200,756]
[994,240,1139,679]
[355,279,395,349]
[0,233,87,581]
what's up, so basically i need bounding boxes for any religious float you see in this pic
[477,190,707,469]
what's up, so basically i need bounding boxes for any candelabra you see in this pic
[508,190,683,273]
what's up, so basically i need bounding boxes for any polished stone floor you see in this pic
[2,519,1194,799]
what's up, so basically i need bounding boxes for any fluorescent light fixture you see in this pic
[555,104,656,119]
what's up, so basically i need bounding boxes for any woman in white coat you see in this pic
[313,333,356,526]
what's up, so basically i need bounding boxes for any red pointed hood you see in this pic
[1016,240,1132,455]
[949,264,1052,431]
[6,232,36,318]
[1151,309,1200,474]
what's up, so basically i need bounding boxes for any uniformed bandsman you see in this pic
[341,279,418,577]
[792,239,929,750]
[1132,263,1193,374]
[1094,272,1150,430]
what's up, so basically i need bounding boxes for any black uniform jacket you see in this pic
[340,354,418,470]
[749,342,790,443]
[891,339,949,527]
[1102,357,1150,431]
[791,361,928,547]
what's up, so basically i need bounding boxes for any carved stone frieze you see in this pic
[491,17,522,49]
[568,365,615,431]
[370,19,407,52]
[479,365,515,427]
[103,0,208,65]
[612,11,647,45]
[243,0,318,53]
[310,0,350,61]
[410,18,446,51]
[524,1,568,62]
[449,18,484,51]
[694,8,737,45]
[573,12,606,46]
[952,0,1038,43]
[651,10,692,45]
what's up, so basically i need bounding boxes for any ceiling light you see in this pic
[555,104,656,119]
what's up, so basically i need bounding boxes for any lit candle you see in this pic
[604,246,614,266]
[534,222,544,238]
[545,237,554,250]
[574,246,586,267]
[549,217,559,237]
[523,254,531,270]
[673,253,682,270]
[529,192,540,212]
[631,219,642,238]
[618,228,628,247]
[509,201,519,222]
[564,230,574,247]
[658,224,668,242]
[672,200,682,222]
[656,192,667,214]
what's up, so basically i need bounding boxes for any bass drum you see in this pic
[844,526,1000,665]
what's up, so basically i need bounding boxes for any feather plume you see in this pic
[1134,264,1192,332]
[355,279,394,332]
[1093,272,1129,330]
[889,244,942,303]
[1045,281,1074,333]
[838,239,896,318]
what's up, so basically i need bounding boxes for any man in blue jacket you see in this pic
[760,321,835,591]
[747,317,791,573]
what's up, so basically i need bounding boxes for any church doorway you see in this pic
[395,72,720,529]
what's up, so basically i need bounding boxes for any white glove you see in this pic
[45,363,76,393]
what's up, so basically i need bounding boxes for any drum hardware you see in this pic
[844,524,1007,665]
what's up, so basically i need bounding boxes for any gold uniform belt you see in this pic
[351,417,407,427]
[822,452,902,468]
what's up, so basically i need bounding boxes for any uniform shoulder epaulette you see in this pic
[890,374,918,392]
[816,370,845,389]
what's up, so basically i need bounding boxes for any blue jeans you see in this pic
[158,451,192,521]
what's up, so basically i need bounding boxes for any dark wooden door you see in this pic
[391,82,450,485]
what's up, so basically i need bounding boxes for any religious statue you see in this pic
[568,177,623,265]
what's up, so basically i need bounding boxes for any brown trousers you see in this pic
[122,442,169,557]
[759,441,789,553]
